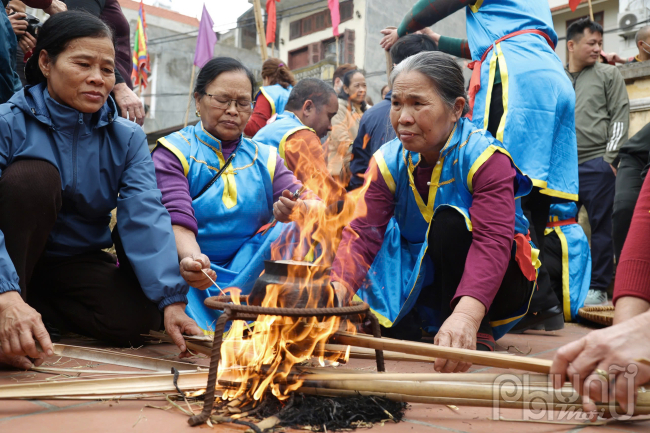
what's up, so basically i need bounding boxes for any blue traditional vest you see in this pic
[545,203,591,322]
[256,84,292,116]
[156,123,286,332]
[466,0,578,202]
[353,117,536,339]
[252,111,315,162]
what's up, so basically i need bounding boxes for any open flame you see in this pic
[215,133,371,403]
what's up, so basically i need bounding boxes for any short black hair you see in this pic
[25,10,114,85]
[567,18,603,42]
[285,78,336,111]
[194,57,256,100]
[390,33,438,65]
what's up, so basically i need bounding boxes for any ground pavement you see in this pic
[1,322,649,433]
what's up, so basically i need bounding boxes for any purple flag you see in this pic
[194,5,217,68]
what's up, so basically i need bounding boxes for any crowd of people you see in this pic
[2,0,650,416]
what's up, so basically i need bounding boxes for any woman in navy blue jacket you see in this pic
[0,11,199,369]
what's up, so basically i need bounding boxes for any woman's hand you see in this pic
[179,253,216,290]
[43,0,67,15]
[18,33,37,54]
[8,12,27,35]
[0,291,53,369]
[273,189,306,223]
[433,296,485,373]
[163,302,204,358]
[415,27,440,44]
[113,83,145,125]
[380,28,399,51]
[550,311,650,417]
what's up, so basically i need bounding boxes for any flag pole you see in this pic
[587,0,594,21]
[253,0,268,61]
[184,64,196,127]
[335,35,340,67]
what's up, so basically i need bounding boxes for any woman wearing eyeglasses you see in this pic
[153,58,315,332]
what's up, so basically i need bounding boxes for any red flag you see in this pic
[328,0,340,37]
[569,0,581,12]
[266,0,278,45]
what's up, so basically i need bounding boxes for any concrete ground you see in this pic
[1,322,648,433]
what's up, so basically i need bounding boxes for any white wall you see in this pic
[277,0,366,69]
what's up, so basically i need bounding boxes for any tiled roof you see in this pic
[117,0,200,27]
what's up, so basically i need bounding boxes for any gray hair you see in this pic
[390,51,469,115]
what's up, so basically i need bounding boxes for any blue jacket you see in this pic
[0,84,188,309]
[0,6,22,104]
[348,91,395,190]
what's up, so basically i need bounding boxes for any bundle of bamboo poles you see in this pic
[1,330,648,421]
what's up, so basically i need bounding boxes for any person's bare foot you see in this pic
[0,347,37,370]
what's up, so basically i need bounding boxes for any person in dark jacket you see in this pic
[0,0,65,103]
[348,34,436,191]
[613,123,650,261]
[0,11,197,370]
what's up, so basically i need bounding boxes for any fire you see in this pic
[214,134,372,404]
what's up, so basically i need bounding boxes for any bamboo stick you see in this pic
[587,0,594,21]
[299,379,650,409]
[48,344,198,372]
[298,372,551,384]
[147,331,212,357]
[323,344,437,363]
[297,387,650,416]
[333,331,553,373]
[253,0,268,60]
[0,372,209,399]
[183,64,196,127]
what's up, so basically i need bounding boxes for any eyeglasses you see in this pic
[204,93,254,112]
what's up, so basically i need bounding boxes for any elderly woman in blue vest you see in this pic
[243,58,295,137]
[331,52,538,372]
[152,58,316,333]
[0,11,193,370]
[380,0,579,333]
[543,203,591,323]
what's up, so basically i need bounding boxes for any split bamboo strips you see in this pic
[333,331,553,373]
[48,344,199,372]
[323,344,438,363]
[298,372,551,384]
[0,372,208,399]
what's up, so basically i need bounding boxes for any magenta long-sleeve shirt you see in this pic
[152,137,301,235]
[331,152,517,312]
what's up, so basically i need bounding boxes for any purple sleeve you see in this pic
[151,146,198,235]
[272,153,303,202]
[451,152,517,311]
[331,159,395,294]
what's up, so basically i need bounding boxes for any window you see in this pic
[289,1,353,40]
[289,47,309,70]
[289,29,354,70]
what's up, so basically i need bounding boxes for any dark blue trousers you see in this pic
[578,157,616,292]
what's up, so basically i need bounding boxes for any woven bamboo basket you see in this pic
[578,305,615,326]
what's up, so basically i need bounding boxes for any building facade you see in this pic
[240,0,468,102]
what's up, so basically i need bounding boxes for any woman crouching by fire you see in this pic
[152,57,320,334]
[330,52,538,371]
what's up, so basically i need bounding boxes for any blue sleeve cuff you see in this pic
[158,293,188,311]
[0,281,20,295]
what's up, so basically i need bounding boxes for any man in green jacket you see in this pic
[565,18,629,306]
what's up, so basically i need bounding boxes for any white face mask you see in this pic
[641,40,650,56]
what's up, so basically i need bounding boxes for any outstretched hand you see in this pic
[163,303,204,358]
[380,28,399,51]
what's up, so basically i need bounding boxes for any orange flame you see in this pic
[215,133,371,403]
